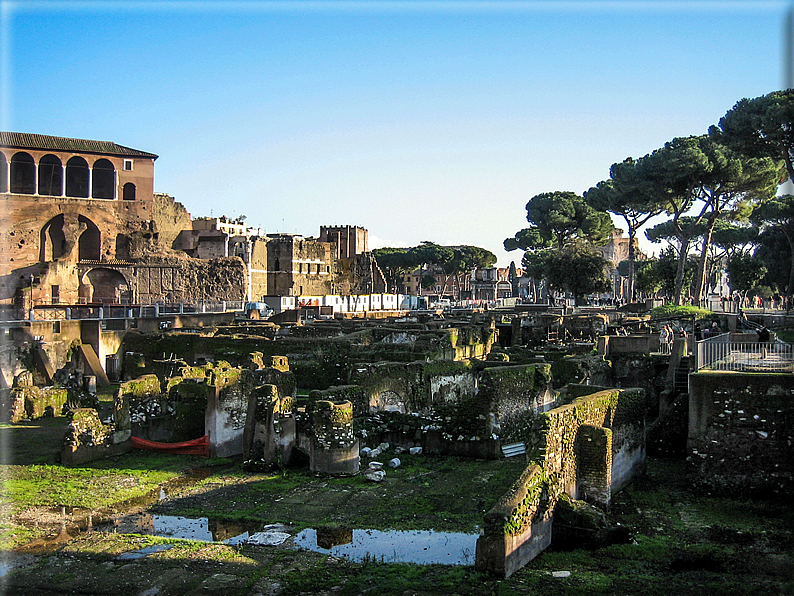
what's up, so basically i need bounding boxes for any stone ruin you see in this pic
[43,312,656,577]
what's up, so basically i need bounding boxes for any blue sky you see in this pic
[1,0,787,266]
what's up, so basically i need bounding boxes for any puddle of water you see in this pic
[117,544,175,560]
[99,513,266,546]
[294,528,479,565]
[99,513,477,565]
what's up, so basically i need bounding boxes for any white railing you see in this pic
[695,333,794,372]
[0,301,245,323]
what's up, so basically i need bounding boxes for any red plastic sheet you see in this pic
[131,435,210,457]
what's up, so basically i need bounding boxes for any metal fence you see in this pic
[0,301,246,323]
[695,333,794,372]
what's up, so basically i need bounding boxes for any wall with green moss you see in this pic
[61,407,132,466]
[476,387,647,577]
[120,374,162,398]
[121,332,353,388]
[308,385,369,417]
[254,367,296,401]
[528,387,645,506]
[6,386,69,422]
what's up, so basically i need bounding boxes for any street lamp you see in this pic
[29,274,34,320]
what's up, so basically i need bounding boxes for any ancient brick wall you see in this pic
[688,372,794,496]
[150,193,192,251]
[133,256,246,302]
[477,364,555,444]
[476,386,646,577]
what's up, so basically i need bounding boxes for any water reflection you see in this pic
[294,528,478,565]
[97,513,479,566]
[117,544,175,560]
[100,513,261,545]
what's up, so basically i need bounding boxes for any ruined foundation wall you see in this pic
[4,385,68,422]
[477,364,555,444]
[61,407,132,466]
[243,384,296,470]
[529,387,646,504]
[688,372,794,496]
[352,360,475,414]
[476,387,646,577]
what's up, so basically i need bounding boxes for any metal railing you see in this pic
[695,333,794,372]
[0,301,246,323]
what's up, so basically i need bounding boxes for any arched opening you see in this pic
[40,214,67,261]
[66,156,89,198]
[91,158,115,199]
[122,182,136,201]
[78,215,101,261]
[0,153,8,193]
[38,154,63,196]
[83,268,129,304]
[10,152,35,194]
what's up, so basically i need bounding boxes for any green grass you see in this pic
[649,304,712,319]
[4,464,176,510]
[1,418,792,595]
[156,454,526,533]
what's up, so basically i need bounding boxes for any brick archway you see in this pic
[81,267,132,304]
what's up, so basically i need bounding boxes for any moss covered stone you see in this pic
[120,375,162,398]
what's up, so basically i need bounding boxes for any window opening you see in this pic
[78,215,101,261]
[0,153,8,192]
[38,155,63,196]
[10,152,35,194]
[40,215,67,261]
[66,156,89,197]
[92,159,115,199]
[123,182,136,201]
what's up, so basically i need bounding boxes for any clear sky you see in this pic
[1,0,787,266]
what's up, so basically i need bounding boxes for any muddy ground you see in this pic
[1,418,793,595]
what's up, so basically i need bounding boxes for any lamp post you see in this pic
[29,274,34,320]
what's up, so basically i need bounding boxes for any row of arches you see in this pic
[0,151,135,200]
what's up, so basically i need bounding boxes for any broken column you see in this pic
[243,384,296,471]
[308,399,359,476]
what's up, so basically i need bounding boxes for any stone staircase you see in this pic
[674,355,690,395]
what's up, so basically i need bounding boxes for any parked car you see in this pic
[244,302,273,319]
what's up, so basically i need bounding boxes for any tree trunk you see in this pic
[693,214,718,305]
[673,240,689,306]
[626,227,636,301]
[784,228,794,296]
[783,148,794,185]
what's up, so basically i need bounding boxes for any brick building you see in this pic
[0,132,245,310]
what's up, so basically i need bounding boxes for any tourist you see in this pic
[659,325,670,354]
[757,325,771,358]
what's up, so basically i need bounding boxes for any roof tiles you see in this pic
[0,132,158,159]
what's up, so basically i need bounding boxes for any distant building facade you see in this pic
[319,225,368,260]
[597,229,647,298]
